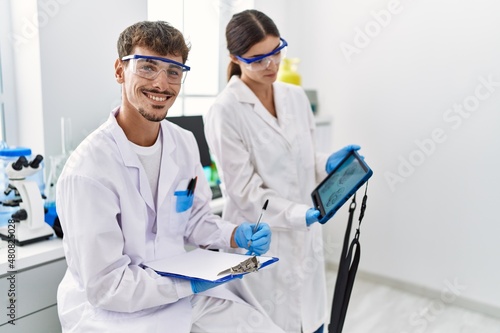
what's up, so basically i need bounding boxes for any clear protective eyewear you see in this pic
[121,54,190,84]
[236,38,288,71]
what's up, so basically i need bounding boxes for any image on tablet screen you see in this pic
[318,154,366,213]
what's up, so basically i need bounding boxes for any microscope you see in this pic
[0,155,53,245]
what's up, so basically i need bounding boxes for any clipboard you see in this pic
[143,248,279,283]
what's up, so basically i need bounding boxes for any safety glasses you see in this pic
[121,54,190,84]
[236,38,288,71]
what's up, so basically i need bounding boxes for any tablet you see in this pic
[311,151,373,222]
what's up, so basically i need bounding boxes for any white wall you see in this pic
[11,0,147,159]
[258,0,500,316]
[40,0,148,159]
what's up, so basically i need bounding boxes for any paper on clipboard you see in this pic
[144,248,279,283]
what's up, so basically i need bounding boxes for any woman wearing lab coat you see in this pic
[204,10,359,333]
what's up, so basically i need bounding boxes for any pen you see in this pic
[253,199,269,233]
[248,199,269,248]
[187,176,198,196]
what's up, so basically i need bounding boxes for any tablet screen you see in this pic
[316,153,369,216]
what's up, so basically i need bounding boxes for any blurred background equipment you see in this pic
[0,154,53,245]
[278,57,302,86]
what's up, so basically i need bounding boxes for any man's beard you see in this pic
[138,105,168,122]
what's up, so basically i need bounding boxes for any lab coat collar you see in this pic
[107,107,142,169]
[227,76,295,146]
[107,107,178,213]
[227,75,259,105]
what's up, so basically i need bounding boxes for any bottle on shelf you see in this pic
[278,58,302,86]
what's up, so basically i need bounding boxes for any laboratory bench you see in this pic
[0,236,66,332]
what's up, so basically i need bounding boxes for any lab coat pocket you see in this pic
[174,179,194,213]
[174,191,194,213]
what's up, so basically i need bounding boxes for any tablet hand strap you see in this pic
[328,183,368,333]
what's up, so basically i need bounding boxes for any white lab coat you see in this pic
[56,108,257,332]
[204,76,329,333]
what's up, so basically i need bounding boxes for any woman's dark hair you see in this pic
[225,10,280,81]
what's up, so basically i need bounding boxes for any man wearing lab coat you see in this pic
[55,21,284,333]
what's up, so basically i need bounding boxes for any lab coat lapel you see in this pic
[156,121,179,210]
[229,77,291,144]
[273,82,297,146]
[108,112,156,212]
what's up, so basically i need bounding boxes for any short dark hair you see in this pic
[225,10,280,81]
[117,21,190,63]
